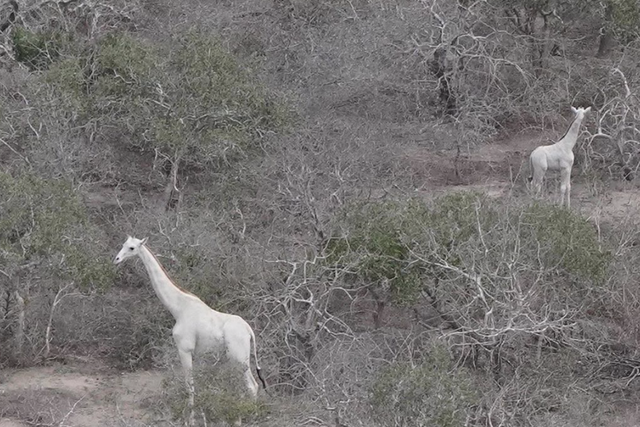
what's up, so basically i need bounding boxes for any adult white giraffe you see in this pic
[113,236,266,425]
[529,106,591,208]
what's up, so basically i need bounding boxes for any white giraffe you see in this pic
[529,106,591,208]
[113,236,266,425]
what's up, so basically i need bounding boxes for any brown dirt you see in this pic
[0,362,166,427]
[401,129,640,224]
[400,129,551,188]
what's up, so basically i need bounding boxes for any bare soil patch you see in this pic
[401,130,550,189]
[402,129,640,224]
[0,362,166,427]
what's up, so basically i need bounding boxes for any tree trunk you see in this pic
[530,6,555,73]
[490,336,504,385]
[373,299,385,329]
[597,5,615,58]
[44,284,72,360]
[430,46,457,117]
[161,156,181,212]
[539,13,553,68]
[368,287,386,329]
[597,31,615,58]
[13,289,24,360]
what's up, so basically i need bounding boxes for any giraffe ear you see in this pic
[584,106,592,113]
[141,237,148,246]
[571,106,577,114]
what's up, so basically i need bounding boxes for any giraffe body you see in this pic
[529,106,591,208]
[114,236,265,425]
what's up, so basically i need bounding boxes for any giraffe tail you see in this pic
[528,154,533,182]
[249,327,267,389]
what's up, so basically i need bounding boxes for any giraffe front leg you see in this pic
[560,167,571,208]
[177,349,196,427]
[531,166,545,200]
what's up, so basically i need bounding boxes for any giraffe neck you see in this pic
[138,246,189,319]
[558,115,585,150]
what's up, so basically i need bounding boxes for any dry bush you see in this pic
[0,171,115,366]
[3,0,640,426]
[293,190,638,424]
[49,289,173,369]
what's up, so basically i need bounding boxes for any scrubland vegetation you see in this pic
[3,0,640,426]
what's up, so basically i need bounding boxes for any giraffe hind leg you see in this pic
[244,366,259,398]
[531,170,544,199]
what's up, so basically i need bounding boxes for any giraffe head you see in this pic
[114,236,148,265]
[571,106,591,120]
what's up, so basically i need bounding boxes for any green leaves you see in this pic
[0,171,114,289]
[607,0,640,43]
[0,172,85,257]
[370,345,477,427]
[326,192,612,308]
[43,29,291,169]
[326,200,427,304]
[12,26,65,71]
[522,203,612,284]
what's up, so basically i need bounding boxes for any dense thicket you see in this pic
[2,0,640,426]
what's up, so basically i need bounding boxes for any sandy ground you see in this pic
[0,362,167,427]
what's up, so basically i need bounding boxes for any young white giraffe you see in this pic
[529,106,591,208]
[113,236,266,425]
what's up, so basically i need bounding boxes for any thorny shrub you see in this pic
[3,27,291,189]
[0,171,115,365]
[45,29,291,171]
[521,203,612,284]
[326,192,611,311]
[11,26,65,71]
[0,171,114,288]
[1,0,639,425]
[325,199,427,305]
[370,344,478,427]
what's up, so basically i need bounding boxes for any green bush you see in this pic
[424,191,498,269]
[44,57,87,106]
[608,0,640,43]
[0,171,114,289]
[12,26,65,70]
[92,33,158,98]
[41,29,291,170]
[370,345,478,427]
[326,192,612,314]
[326,200,427,304]
[521,203,612,284]
[425,194,612,285]
[0,172,85,255]
[173,29,290,132]
[325,193,496,304]
[427,192,493,244]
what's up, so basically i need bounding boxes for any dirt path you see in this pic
[0,362,167,427]
[404,129,640,225]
